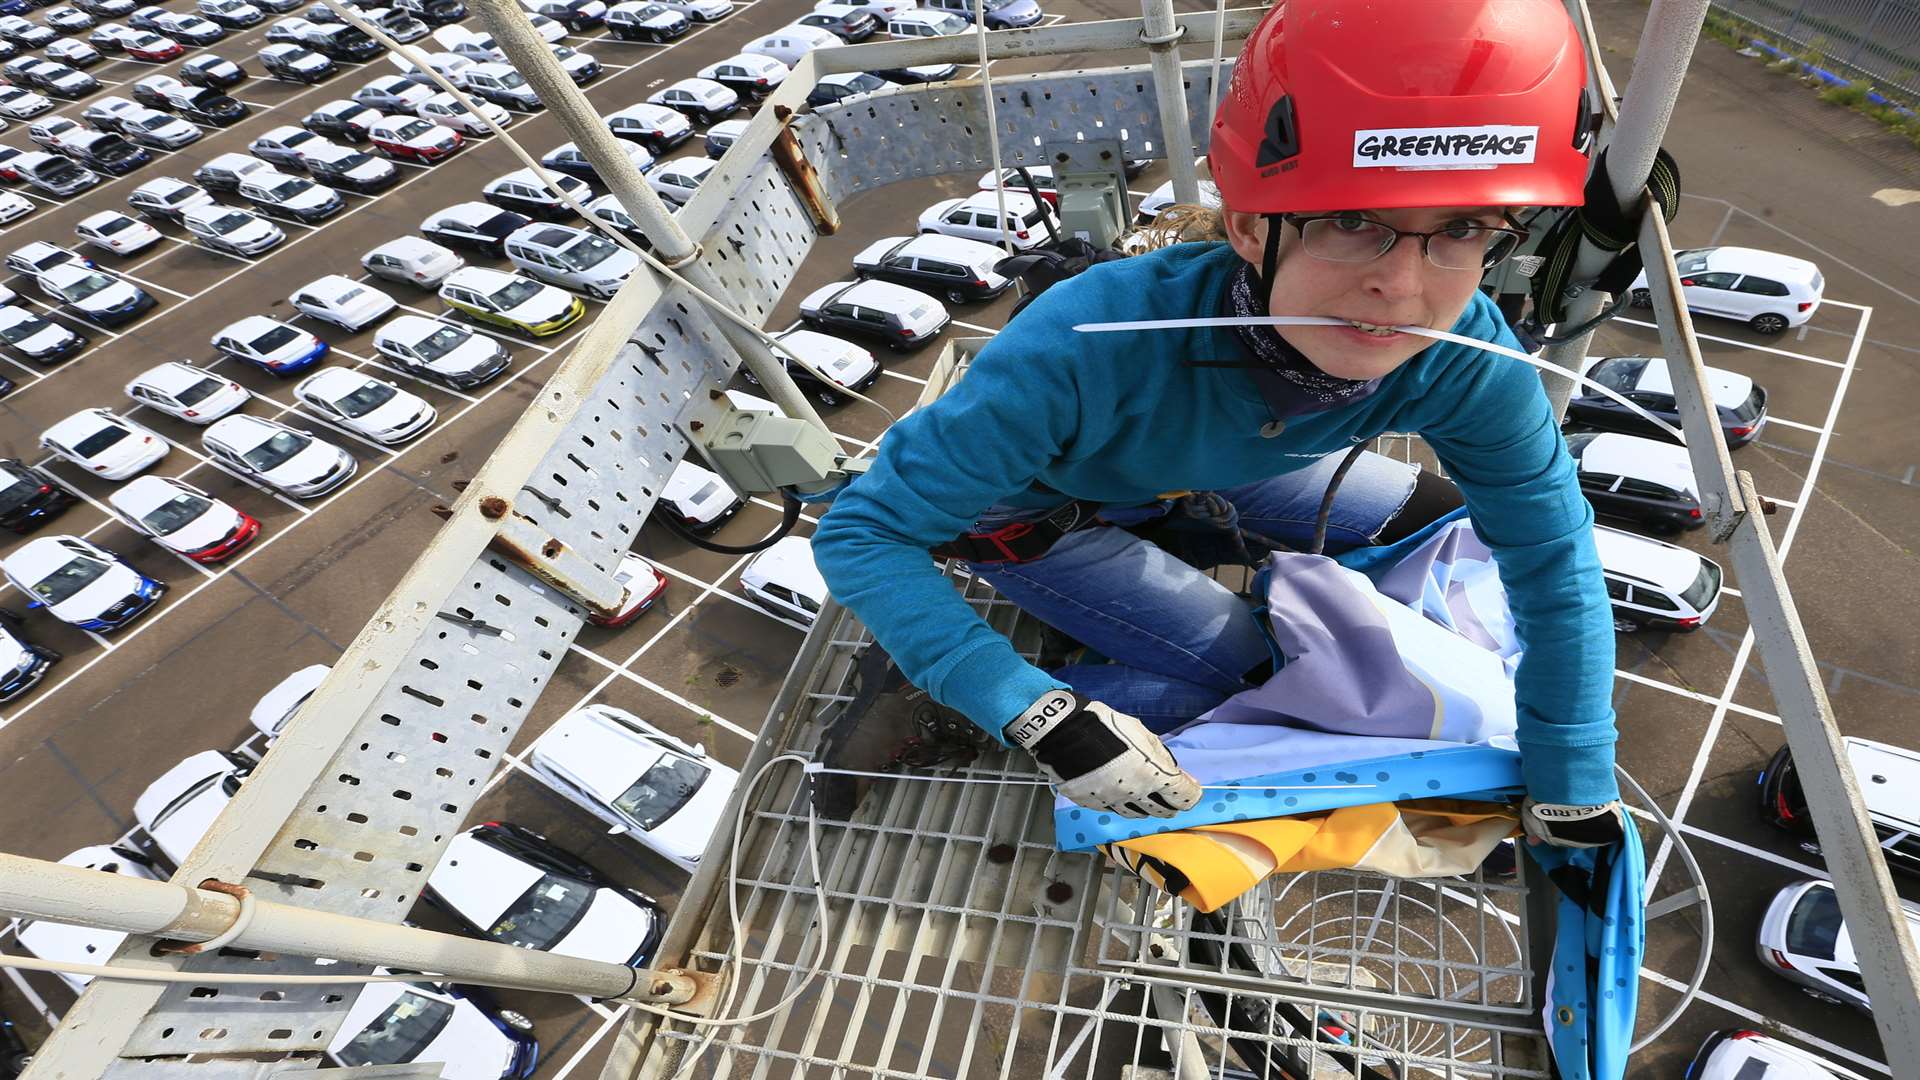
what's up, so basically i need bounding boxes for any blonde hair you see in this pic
[1121,203,1229,254]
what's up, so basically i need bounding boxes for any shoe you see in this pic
[810,643,993,820]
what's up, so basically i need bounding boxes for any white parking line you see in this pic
[1764,416,1824,434]
[1613,315,1848,369]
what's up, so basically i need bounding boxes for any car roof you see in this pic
[1590,524,1705,593]
[42,261,109,286]
[223,313,285,337]
[78,209,135,228]
[776,327,865,364]
[300,365,376,395]
[301,142,356,162]
[445,265,515,289]
[297,273,363,298]
[44,407,123,444]
[1579,432,1698,496]
[742,535,825,600]
[429,201,500,226]
[0,305,42,328]
[1698,245,1820,281]
[1603,355,1755,410]
[134,360,213,393]
[4,534,102,579]
[509,222,586,248]
[370,235,443,257]
[207,412,289,448]
[259,123,309,141]
[182,202,253,224]
[135,175,193,195]
[379,313,460,342]
[110,473,195,517]
[898,232,999,264]
[133,749,235,828]
[538,707,669,805]
[951,189,1043,213]
[430,829,544,926]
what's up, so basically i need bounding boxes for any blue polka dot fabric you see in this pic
[1529,821,1645,1080]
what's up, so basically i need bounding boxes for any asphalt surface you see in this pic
[0,0,1915,1075]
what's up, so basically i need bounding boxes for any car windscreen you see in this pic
[556,234,618,272]
[1733,386,1766,423]
[1680,558,1721,612]
[135,114,178,132]
[266,176,310,199]
[36,158,83,182]
[249,325,301,354]
[175,375,225,406]
[242,430,308,472]
[60,272,117,302]
[334,990,453,1066]
[1674,250,1710,273]
[333,381,396,418]
[29,554,108,605]
[1784,886,1842,961]
[410,325,468,361]
[499,70,527,88]
[1587,357,1647,396]
[210,211,255,234]
[488,279,542,309]
[0,474,40,514]
[613,754,708,831]
[94,136,137,160]
[486,870,596,949]
[96,216,136,236]
[136,491,212,536]
[0,312,50,344]
[393,119,433,139]
[74,425,131,457]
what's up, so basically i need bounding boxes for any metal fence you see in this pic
[1713,0,1920,104]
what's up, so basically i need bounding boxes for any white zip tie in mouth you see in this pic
[1072,314,1688,446]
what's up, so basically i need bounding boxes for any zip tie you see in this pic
[1072,314,1689,445]
[800,761,1375,791]
[1139,24,1187,46]
[161,880,256,956]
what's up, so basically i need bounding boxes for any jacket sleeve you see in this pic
[811,295,1124,742]
[1416,311,1621,806]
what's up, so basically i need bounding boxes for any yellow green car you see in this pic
[437,266,585,337]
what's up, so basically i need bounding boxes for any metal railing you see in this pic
[1713,0,1920,104]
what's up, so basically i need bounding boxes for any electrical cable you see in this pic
[330,2,899,429]
[657,488,803,555]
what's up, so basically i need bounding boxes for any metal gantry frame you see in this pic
[1,1,1915,1076]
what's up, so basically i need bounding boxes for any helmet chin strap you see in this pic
[1258,213,1284,300]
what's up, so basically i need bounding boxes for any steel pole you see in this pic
[1141,0,1202,205]
[0,854,705,1006]
[465,0,833,445]
[1537,0,1709,420]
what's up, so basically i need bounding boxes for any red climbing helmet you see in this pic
[1209,0,1598,214]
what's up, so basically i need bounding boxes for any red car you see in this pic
[0,146,22,182]
[190,511,262,562]
[589,554,667,628]
[122,32,184,61]
[369,117,461,163]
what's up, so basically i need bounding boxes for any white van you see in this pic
[1590,524,1721,632]
[740,535,826,629]
[741,23,838,67]
[888,8,966,36]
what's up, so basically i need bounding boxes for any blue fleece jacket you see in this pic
[811,242,1620,806]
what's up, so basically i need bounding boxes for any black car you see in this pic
[1758,740,1920,876]
[805,71,893,109]
[1568,355,1770,449]
[180,53,245,87]
[303,23,379,61]
[304,147,395,193]
[0,459,74,534]
[175,87,248,125]
[1564,431,1702,534]
[796,8,875,40]
[126,3,164,30]
[853,235,1009,304]
[303,100,377,141]
[160,16,223,44]
[28,63,98,98]
[393,0,461,23]
[422,822,665,968]
[871,63,960,85]
[65,131,149,175]
[0,607,58,701]
[0,307,86,362]
[423,205,529,258]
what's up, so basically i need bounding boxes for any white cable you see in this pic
[1070,314,1689,445]
[0,954,437,986]
[971,2,1011,254]
[331,3,898,426]
[1203,0,1228,129]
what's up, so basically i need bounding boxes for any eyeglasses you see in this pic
[1282,212,1529,271]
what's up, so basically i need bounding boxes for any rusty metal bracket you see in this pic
[615,966,726,1018]
[477,495,628,621]
[770,104,839,236]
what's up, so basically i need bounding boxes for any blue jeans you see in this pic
[971,451,1418,733]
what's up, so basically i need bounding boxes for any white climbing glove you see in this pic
[1521,798,1628,848]
[1004,689,1201,819]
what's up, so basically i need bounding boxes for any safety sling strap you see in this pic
[1522,146,1683,340]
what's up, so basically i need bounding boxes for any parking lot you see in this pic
[0,0,1917,1074]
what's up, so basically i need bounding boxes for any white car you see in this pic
[250,123,334,169]
[237,169,345,223]
[605,0,685,42]
[329,977,531,1076]
[604,102,692,154]
[75,210,163,256]
[415,90,506,135]
[108,475,258,561]
[82,93,142,129]
[46,6,99,33]
[41,407,168,479]
[0,190,31,225]
[0,304,85,361]
[918,191,1056,250]
[809,70,897,106]
[212,315,328,374]
[37,262,155,325]
[125,360,247,423]
[134,749,250,867]
[7,240,91,278]
[2,534,164,631]
[294,368,435,443]
[249,662,328,738]
[503,222,637,300]
[426,823,661,965]
[362,236,463,288]
[204,414,357,498]
[1688,1030,1843,1080]
[646,156,717,205]
[597,553,667,627]
[300,141,398,192]
[17,847,160,993]
[659,459,740,532]
[645,77,738,125]
[530,704,738,871]
[740,535,826,628]
[549,43,599,82]
[372,315,510,389]
[431,21,502,61]
[0,85,54,119]
[127,176,217,222]
[304,97,383,141]
[1758,878,1920,1012]
[657,0,728,19]
[47,38,104,65]
[118,107,202,150]
[1593,523,1722,632]
[755,328,880,404]
[354,74,432,113]
[740,24,838,67]
[1631,245,1824,335]
[522,10,565,41]
[289,274,398,330]
[182,203,286,257]
[1134,175,1221,224]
